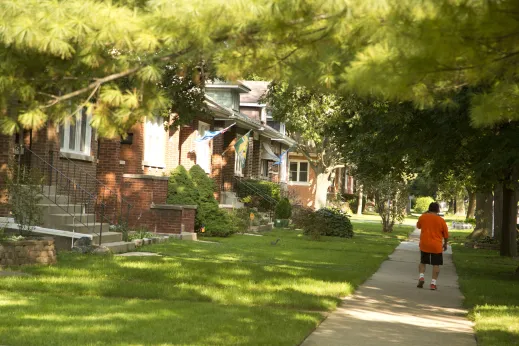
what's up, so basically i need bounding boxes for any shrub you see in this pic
[128,227,154,241]
[275,198,292,219]
[297,207,354,239]
[236,179,280,211]
[291,206,313,229]
[190,165,238,237]
[6,161,43,236]
[167,166,198,205]
[314,207,354,238]
[465,218,476,226]
[110,221,130,241]
[227,208,250,234]
[414,196,435,213]
[189,165,221,231]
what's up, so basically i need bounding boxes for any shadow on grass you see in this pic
[0,291,321,346]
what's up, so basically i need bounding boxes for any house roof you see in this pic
[239,81,270,105]
[206,80,251,93]
[205,95,296,147]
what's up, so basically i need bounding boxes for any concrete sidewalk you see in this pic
[302,229,476,346]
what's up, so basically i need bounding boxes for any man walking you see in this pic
[416,202,449,290]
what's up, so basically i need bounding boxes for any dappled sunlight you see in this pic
[0,226,412,344]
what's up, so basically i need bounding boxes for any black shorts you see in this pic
[420,251,443,265]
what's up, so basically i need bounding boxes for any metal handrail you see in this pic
[52,150,132,207]
[48,149,132,227]
[234,176,279,206]
[17,146,106,243]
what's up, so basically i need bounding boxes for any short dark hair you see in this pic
[428,202,440,213]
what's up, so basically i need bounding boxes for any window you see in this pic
[60,108,92,155]
[261,159,270,177]
[144,116,166,167]
[196,121,212,174]
[289,161,308,183]
[279,122,286,135]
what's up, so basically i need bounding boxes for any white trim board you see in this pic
[0,219,93,240]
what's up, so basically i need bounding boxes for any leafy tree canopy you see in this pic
[3,0,519,137]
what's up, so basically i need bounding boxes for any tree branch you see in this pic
[40,45,196,109]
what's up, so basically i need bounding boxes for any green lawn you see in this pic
[450,230,519,346]
[0,223,412,345]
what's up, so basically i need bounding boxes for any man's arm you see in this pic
[442,220,449,251]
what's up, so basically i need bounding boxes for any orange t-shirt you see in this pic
[417,213,449,254]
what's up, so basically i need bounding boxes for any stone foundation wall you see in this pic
[0,238,57,266]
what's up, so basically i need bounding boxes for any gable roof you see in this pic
[240,81,270,104]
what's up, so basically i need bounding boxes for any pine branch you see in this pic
[39,45,195,108]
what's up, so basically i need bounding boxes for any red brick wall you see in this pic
[252,138,261,178]
[244,132,254,179]
[179,123,197,171]
[121,176,167,227]
[211,123,225,200]
[95,139,123,223]
[182,208,196,233]
[222,129,237,192]
[30,123,98,186]
[121,123,145,175]
[0,134,13,216]
[122,175,195,234]
[150,206,183,233]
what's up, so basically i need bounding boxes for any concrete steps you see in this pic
[61,223,111,234]
[34,186,136,253]
[101,241,136,254]
[92,231,123,244]
[38,203,84,215]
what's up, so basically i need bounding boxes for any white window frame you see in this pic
[60,108,92,156]
[289,160,310,185]
[279,122,286,135]
[143,116,166,168]
[196,121,212,174]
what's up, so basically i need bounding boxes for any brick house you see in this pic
[238,81,355,209]
[0,80,296,249]
[205,81,295,206]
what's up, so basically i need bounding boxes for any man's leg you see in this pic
[417,262,426,288]
[430,263,441,290]
[432,265,440,280]
[419,263,426,275]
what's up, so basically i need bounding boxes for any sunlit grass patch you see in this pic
[451,230,519,346]
[0,222,413,345]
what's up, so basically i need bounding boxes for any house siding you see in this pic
[288,154,316,209]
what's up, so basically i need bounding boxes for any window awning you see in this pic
[261,141,280,161]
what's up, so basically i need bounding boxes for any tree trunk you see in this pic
[466,190,476,219]
[471,191,493,239]
[455,191,466,216]
[500,180,518,257]
[493,183,503,240]
[448,200,454,214]
[356,185,363,215]
[314,171,331,210]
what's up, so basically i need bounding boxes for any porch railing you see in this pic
[233,176,279,219]
[48,149,132,227]
[16,146,132,244]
